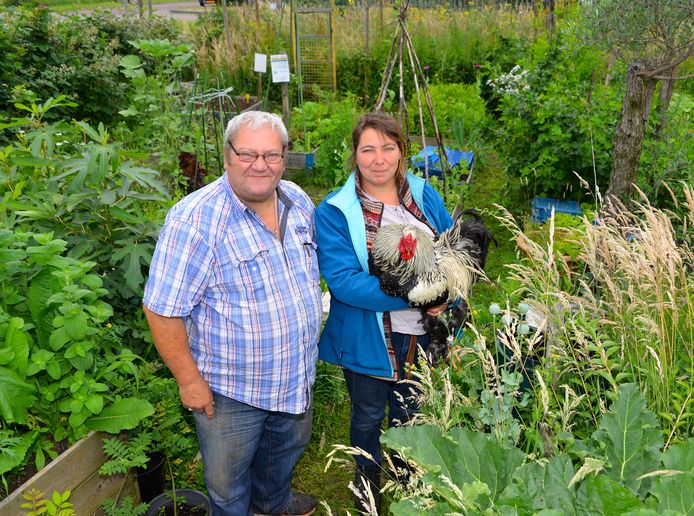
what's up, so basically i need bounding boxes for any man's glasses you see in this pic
[229,142,284,164]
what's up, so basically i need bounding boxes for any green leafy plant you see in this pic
[288,93,359,187]
[409,82,490,142]
[0,229,153,486]
[20,488,76,516]
[102,496,148,516]
[99,434,154,476]
[488,33,622,199]
[381,384,694,515]
[115,39,196,190]
[2,97,169,318]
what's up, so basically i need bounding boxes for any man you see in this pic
[143,111,322,516]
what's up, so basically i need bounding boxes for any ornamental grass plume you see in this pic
[493,184,693,443]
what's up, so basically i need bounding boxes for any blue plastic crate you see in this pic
[410,146,475,178]
[532,197,582,224]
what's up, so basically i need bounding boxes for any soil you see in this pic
[158,504,208,515]
[5,439,70,496]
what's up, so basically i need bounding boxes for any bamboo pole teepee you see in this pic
[373,0,451,202]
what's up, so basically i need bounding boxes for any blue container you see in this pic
[531,197,582,224]
[410,146,475,178]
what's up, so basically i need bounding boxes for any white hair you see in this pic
[224,111,289,151]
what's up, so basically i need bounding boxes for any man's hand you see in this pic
[180,376,215,419]
[143,307,216,419]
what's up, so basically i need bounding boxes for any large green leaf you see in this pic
[390,497,468,515]
[84,397,154,433]
[0,366,37,424]
[110,240,153,292]
[661,438,694,473]
[1,317,30,375]
[590,384,662,492]
[498,455,576,514]
[63,310,89,340]
[382,425,525,509]
[651,439,694,515]
[574,475,644,515]
[29,268,56,346]
[0,430,38,475]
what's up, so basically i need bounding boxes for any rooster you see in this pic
[370,209,496,363]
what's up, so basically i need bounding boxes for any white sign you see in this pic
[254,53,267,74]
[270,54,290,83]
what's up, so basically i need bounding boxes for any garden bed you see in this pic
[0,432,138,516]
[285,147,318,172]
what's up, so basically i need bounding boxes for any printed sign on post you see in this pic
[254,53,267,73]
[270,54,290,83]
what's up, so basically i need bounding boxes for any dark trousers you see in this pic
[343,332,429,467]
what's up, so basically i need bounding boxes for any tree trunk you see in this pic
[606,62,657,201]
[544,0,555,43]
[655,63,677,138]
[604,48,620,86]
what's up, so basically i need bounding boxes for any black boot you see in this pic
[354,464,381,515]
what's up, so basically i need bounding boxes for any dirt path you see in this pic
[77,1,212,21]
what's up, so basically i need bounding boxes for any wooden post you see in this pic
[281,83,290,128]
[365,0,370,55]
[379,0,383,35]
[222,0,232,58]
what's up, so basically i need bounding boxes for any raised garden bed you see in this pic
[285,147,318,172]
[0,432,138,516]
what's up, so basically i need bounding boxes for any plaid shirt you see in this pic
[143,176,322,414]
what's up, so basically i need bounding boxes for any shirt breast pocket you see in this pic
[214,246,270,306]
[237,252,269,302]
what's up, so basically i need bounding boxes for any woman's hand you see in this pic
[426,303,448,317]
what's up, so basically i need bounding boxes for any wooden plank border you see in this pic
[0,431,139,516]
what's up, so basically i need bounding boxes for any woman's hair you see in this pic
[349,111,407,182]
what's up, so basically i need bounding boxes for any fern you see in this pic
[102,496,148,516]
[99,434,153,475]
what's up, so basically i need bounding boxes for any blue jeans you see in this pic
[193,391,313,515]
[343,332,429,467]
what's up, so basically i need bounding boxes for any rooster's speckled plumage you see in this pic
[369,209,496,363]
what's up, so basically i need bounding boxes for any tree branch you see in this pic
[653,73,694,80]
[640,44,694,78]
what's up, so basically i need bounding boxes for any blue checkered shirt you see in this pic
[143,176,322,414]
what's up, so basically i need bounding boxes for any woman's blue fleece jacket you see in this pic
[315,172,453,378]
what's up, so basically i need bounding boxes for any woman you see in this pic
[315,111,452,513]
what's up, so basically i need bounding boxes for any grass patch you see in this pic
[293,362,355,514]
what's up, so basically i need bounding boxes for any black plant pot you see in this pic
[137,452,166,503]
[145,488,211,516]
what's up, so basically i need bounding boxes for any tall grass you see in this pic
[495,185,694,443]
[191,2,540,101]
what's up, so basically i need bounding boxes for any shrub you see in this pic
[0,7,183,128]
[408,82,490,140]
[489,36,621,199]
[289,92,359,187]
